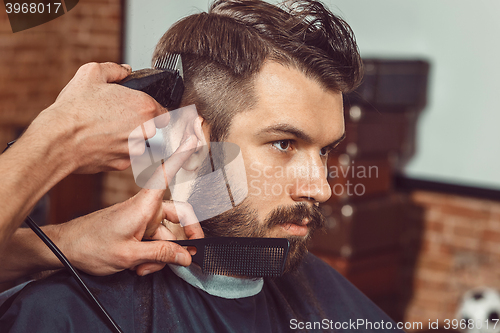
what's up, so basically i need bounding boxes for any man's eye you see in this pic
[272,140,292,152]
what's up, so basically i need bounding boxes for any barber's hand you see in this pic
[56,133,204,276]
[58,188,203,276]
[29,62,165,174]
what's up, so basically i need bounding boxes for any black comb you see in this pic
[152,237,290,277]
[119,53,184,110]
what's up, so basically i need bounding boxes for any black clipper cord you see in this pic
[2,59,184,332]
[2,141,124,333]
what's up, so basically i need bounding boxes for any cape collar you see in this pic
[167,264,263,299]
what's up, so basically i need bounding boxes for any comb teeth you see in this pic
[203,244,286,277]
[154,53,183,78]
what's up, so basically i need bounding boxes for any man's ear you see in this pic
[181,116,210,172]
[198,116,211,150]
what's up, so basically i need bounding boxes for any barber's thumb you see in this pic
[136,247,190,276]
[138,241,191,270]
[136,250,191,276]
[135,186,166,204]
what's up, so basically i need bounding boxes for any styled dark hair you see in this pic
[153,0,362,141]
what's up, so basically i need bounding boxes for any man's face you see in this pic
[200,61,345,272]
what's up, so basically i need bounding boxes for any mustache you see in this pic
[265,203,326,232]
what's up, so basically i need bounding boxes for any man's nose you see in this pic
[289,155,331,204]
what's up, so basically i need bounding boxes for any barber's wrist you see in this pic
[24,104,80,176]
[36,224,66,271]
[0,227,65,283]
[0,106,77,239]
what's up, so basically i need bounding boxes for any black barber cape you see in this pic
[0,253,403,332]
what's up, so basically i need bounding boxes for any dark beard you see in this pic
[200,200,326,273]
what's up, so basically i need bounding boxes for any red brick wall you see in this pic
[0,0,123,224]
[0,0,122,134]
[404,191,500,327]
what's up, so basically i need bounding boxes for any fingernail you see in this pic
[142,269,151,276]
[121,64,132,71]
[175,252,188,265]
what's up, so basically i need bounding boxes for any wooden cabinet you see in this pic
[309,59,429,321]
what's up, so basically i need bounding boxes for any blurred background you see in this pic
[1,0,500,330]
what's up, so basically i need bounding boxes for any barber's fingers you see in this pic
[141,109,172,139]
[128,111,171,157]
[143,215,178,242]
[163,201,205,239]
[131,240,191,276]
[144,134,199,190]
[128,129,148,156]
[134,201,202,276]
[133,223,180,275]
[184,222,204,240]
[121,64,132,71]
[99,62,133,83]
[140,198,202,240]
[72,62,131,85]
[162,201,200,228]
[162,200,204,250]
[154,112,171,128]
[162,201,204,242]
[137,136,200,234]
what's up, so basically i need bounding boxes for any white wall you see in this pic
[124,0,212,70]
[125,0,500,190]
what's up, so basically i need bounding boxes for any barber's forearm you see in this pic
[0,225,64,283]
[0,107,75,249]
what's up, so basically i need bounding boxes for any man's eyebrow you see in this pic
[257,124,313,143]
[256,123,346,148]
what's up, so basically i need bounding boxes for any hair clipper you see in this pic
[119,53,184,110]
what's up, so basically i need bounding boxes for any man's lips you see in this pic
[280,219,310,237]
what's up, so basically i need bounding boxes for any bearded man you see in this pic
[0,1,403,332]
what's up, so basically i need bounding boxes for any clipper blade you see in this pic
[119,53,184,110]
[154,53,183,78]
